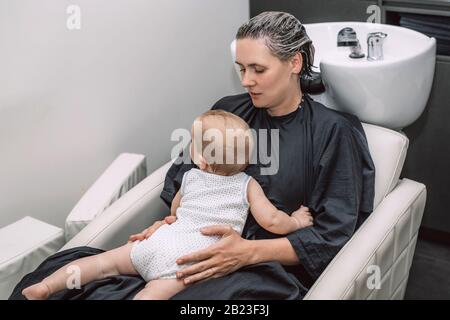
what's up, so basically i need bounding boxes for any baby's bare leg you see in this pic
[22,242,138,300]
[133,278,187,300]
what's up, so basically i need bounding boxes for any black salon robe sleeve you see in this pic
[286,119,374,280]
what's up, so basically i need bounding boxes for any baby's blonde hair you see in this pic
[191,110,253,176]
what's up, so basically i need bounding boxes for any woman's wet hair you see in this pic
[236,11,315,77]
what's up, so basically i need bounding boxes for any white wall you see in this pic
[0,0,248,228]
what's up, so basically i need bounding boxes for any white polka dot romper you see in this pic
[130,168,251,282]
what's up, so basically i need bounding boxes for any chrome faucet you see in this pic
[367,32,387,61]
[337,27,365,59]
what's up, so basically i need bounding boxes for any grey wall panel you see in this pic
[403,59,450,234]
[250,0,378,23]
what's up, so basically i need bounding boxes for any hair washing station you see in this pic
[1,20,434,300]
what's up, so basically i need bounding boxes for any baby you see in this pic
[22,110,313,300]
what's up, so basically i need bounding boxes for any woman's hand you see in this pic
[128,216,177,242]
[175,225,253,285]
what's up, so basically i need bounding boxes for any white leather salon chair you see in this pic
[0,153,147,299]
[59,122,426,299]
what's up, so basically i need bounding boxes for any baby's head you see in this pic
[190,110,253,176]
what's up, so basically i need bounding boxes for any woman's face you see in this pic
[235,38,302,110]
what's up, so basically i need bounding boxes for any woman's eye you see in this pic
[239,67,264,73]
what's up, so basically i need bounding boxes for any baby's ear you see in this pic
[198,154,208,170]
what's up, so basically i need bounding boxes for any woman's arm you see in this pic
[248,237,300,266]
[285,121,375,280]
[175,225,299,284]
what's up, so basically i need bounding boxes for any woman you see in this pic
[10,11,374,300]
[130,11,375,299]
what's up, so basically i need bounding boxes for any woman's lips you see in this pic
[250,92,262,98]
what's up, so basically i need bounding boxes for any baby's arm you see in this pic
[170,190,182,216]
[247,178,312,235]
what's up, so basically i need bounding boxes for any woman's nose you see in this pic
[240,72,256,88]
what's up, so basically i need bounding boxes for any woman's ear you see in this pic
[290,52,303,75]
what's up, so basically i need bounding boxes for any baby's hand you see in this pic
[128,216,177,243]
[291,205,313,229]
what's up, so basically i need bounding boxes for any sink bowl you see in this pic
[304,22,436,130]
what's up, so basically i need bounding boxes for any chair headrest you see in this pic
[362,123,409,207]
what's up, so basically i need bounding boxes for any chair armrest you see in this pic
[304,178,426,300]
[0,217,64,299]
[59,160,173,251]
[65,153,147,241]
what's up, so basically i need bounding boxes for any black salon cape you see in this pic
[9,93,374,300]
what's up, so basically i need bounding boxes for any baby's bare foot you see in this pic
[22,282,51,300]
